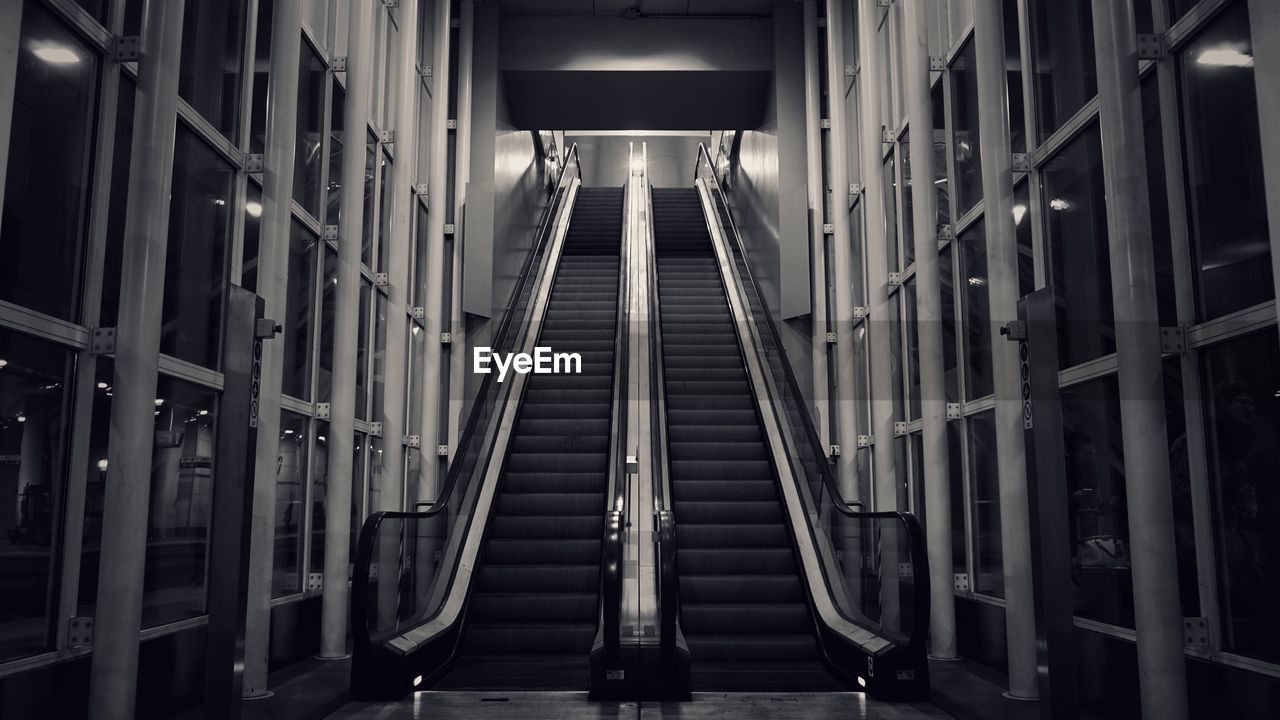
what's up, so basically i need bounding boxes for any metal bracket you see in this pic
[881,127,894,144]
[825,332,838,344]
[443,223,456,235]
[829,444,841,458]
[406,434,420,447]
[852,306,869,319]
[413,183,429,197]
[113,35,140,63]
[898,562,913,579]
[816,16,825,27]
[380,129,394,145]
[91,327,116,355]
[1160,326,1186,354]
[857,434,874,448]
[374,272,389,287]
[877,0,893,6]
[381,0,400,7]
[954,573,970,592]
[68,617,94,648]
[308,573,323,592]
[822,223,835,235]
[323,224,339,241]
[450,18,461,28]
[315,402,331,419]
[440,332,452,344]
[1137,33,1165,60]
[1183,617,1208,648]
[820,118,831,130]
[419,64,433,78]
[844,64,855,77]
[244,154,265,173]
[446,118,457,130]
[946,402,962,420]
[929,56,946,72]
[939,224,955,241]
[894,421,908,436]
[436,444,449,457]
[1012,152,1030,173]
[331,56,347,72]
[849,183,863,196]
[887,272,902,287]
[255,318,281,339]
[412,306,426,319]
[1001,320,1027,342]
[369,422,383,437]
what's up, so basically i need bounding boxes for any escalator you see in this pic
[437,187,624,689]
[652,188,844,691]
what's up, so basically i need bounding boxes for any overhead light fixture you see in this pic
[97,382,109,389]
[155,398,165,406]
[1049,198,1072,212]
[246,200,263,218]
[1012,203,1027,225]
[199,409,209,416]
[17,414,27,423]
[1196,47,1253,68]
[34,45,81,65]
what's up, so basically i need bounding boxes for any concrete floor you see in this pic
[329,691,952,719]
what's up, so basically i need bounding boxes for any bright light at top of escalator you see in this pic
[33,44,81,65]
[246,201,263,218]
[630,156,646,174]
[1196,47,1253,68]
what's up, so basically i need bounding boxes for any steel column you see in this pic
[903,0,956,660]
[88,1,187,716]
[242,0,303,696]
[447,1,476,459]
[1091,1,1189,717]
[320,0,373,659]
[971,0,1038,699]
[803,0,831,443]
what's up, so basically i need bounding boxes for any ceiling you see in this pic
[496,0,777,17]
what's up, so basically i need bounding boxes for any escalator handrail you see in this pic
[352,143,581,652]
[693,144,930,658]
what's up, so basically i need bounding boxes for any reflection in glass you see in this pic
[310,421,330,574]
[1042,124,1113,370]
[373,293,388,422]
[101,78,136,328]
[377,152,392,273]
[1,0,98,321]
[1003,0,1026,154]
[883,153,898,273]
[0,329,73,662]
[901,132,914,268]
[273,412,308,597]
[1162,357,1199,617]
[1179,2,1271,320]
[414,204,430,306]
[968,411,1003,597]
[78,359,114,617]
[240,183,264,293]
[1028,0,1097,141]
[1062,376,1133,628]
[1202,329,1280,663]
[947,422,966,576]
[905,279,920,419]
[362,137,378,267]
[163,127,235,368]
[294,44,327,218]
[1014,182,1034,299]
[940,245,959,403]
[143,377,219,627]
[950,39,982,215]
[316,250,338,402]
[327,84,346,226]
[349,433,367,577]
[931,82,949,233]
[356,283,372,421]
[407,321,424,437]
[179,0,245,141]
[959,219,992,400]
[249,0,272,155]
[1141,76,1177,328]
[283,223,317,399]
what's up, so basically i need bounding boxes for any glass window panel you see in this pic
[888,291,903,423]
[407,321,424,435]
[1162,357,1199,616]
[294,43,326,218]
[901,132,915,269]
[368,436,385,514]
[960,219,993,400]
[949,38,982,215]
[940,244,959,403]
[283,222,316,399]
[1,0,98,322]
[162,127,234,369]
[381,15,399,129]
[1028,0,1097,141]
[362,136,377,267]
[349,433,366,576]
[893,435,909,511]
[327,84,346,226]
[852,325,873,503]
[377,152,392,273]
[249,0,272,155]
[356,282,371,421]
[241,183,263,293]
[1141,75,1177,328]
[1168,0,1198,26]
[179,0,245,141]
[905,279,920,420]
[79,359,114,617]
[101,77,137,328]
[1042,123,1113,369]
[0,329,74,661]
[849,202,867,306]
[1178,2,1272,320]
[1135,0,1154,36]
[405,446,422,509]
[1003,0,1026,154]
[273,411,307,597]
[1014,182,1034,298]
[1063,375,1133,628]
[947,421,966,575]
[414,203,430,306]
[909,434,925,523]
[931,82,950,232]
[417,88,433,183]
[1202,328,1280,664]
[968,410,1003,597]
[310,421,329,574]
[883,153,899,273]
[373,293,388,422]
[143,377,219,627]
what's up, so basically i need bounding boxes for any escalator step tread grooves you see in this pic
[438,187,622,691]
[653,187,844,692]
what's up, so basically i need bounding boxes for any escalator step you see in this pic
[475,564,600,594]
[677,548,796,575]
[681,603,813,635]
[460,624,598,655]
[485,539,602,565]
[469,593,598,624]
[676,523,789,548]
[679,574,805,604]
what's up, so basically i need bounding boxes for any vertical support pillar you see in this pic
[1091,2,1189,717]
[320,0,373,659]
[802,0,831,445]
[1248,0,1280,330]
[381,0,422,511]
[0,0,23,209]
[972,0,1038,699]
[903,0,956,660]
[418,0,453,504]
[242,0,303,696]
[825,0,865,502]
[88,1,187,717]
[447,0,476,458]
[852,0,898,511]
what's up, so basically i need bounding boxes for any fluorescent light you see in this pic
[1196,48,1253,68]
[34,45,81,65]
[1013,203,1027,225]
[246,201,263,218]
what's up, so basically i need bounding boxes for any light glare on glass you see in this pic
[33,45,81,65]
[1196,48,1253,68]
